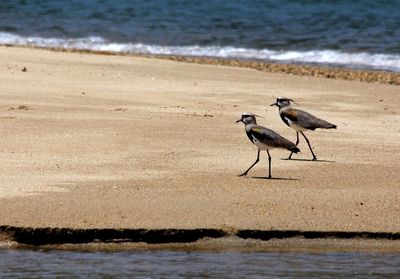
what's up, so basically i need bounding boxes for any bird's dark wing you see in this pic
[295,109,336,130]
[249,125,297,150]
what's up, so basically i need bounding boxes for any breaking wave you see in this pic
[2,32,400,72]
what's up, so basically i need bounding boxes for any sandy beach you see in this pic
[0,45,399,237]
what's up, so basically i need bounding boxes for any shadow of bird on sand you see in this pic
[281,158,335,163]
[251,176,300,181]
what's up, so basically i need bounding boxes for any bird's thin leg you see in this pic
[287,132,299,160]
[301,132,317,160]
[238,150,260,177]
[267,150,272,178]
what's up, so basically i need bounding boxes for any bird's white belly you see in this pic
[253,139,274,150]
[286,118,307,132]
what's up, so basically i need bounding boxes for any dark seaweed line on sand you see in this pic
[3,44,400,86]
[0,226,399,245]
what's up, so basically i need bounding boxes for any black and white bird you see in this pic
[271,97,337,160]
[236,112,300,178]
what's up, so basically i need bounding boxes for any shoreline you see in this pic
[1,45,399,247]
[3,44,400,86]
[2,226,400,252]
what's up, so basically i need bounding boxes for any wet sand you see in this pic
[0,45,399,242]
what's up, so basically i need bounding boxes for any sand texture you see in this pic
[0,46,399,232]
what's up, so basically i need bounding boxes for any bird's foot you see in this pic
[312,156,317,161]
[238,172,248,177]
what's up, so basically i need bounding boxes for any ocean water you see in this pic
[1,0,400,71]
[1,248,400,278]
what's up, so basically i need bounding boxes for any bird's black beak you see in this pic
[270,102,278,107]
[236,119,243,124]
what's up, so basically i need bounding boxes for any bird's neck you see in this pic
[245,122,257,131]
[279,105,292,113]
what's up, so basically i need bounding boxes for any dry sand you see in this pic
[0,45,399,233]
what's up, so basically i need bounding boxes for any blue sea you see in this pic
[1,0,400,71]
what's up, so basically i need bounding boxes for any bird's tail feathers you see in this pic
[289,146,300,153]
[328,124,337,129]
[319,120,337,129]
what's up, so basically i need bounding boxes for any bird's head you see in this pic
[236,112,258,125]
[270,97,294,108]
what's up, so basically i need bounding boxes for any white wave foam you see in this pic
[1,32,400,72]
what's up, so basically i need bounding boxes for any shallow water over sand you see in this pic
[1,247,399,278]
